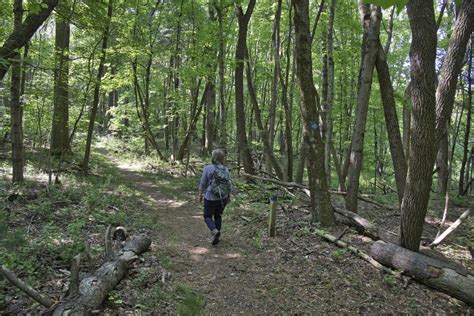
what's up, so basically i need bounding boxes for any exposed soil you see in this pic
[104,155,472,314]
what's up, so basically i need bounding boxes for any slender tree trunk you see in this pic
[82,0,113,174]
[215,3,227,149]
[177,81,205,161]
[51,0,70,157]
[375,41,407,204]
[132,59,166,161]
[10,0,24,182]
[436,127,449,197]
[205,6,217,154]
[272,0,294,181]
[293,0,334,226]
[295,133,305,184]
[325,0,336,187]
[245,52,284,179]
[235,0,256,175]
[345,4,381,213]
[459,38,472,195]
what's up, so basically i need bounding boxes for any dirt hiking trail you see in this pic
[109,157,469,314]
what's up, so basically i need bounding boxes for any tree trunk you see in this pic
[345,4,381,213]
[177,81,205,161]
[245,52,284,179]
[459,37,472,195]
[51,0,70,157]
[235,0,256,175]
[371,241,474,306]
[132,59,166,161]
[10,0,24,183]
[401,0,473,252]
[436,128,449,197]
[0,0,58,81]
[325,0,337,187]
[215,3,227,149]
[402,85,411,166]
[295,133,305,184]
[205,6,217,155]
[375,41,407,204]
[293,0,334,226]
[82,0,113,174]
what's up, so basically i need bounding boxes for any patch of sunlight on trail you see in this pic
[188,246,242,261]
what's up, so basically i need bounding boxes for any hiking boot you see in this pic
[211,229,221,245]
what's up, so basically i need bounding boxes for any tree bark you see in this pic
[400,0,438,252]
[0,0,58,81]
[436,128,449,197]
[325,0,337,187]
[371,241,474,306]
[235,0,256,175]
[215,3,227,149]
[10,0,24,183]
[375,40,407,204]
[132,59,166,161]
[177,81,205,161]
[51,0,70,157]
[82,0,113,174]
[459,37,472,195]
[345,3,381,213]
[245,54,284,179]
[401,0,473,252]
[293,0,334,226]
[205,6,217,155]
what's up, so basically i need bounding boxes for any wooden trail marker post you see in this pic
[269,195,277,237]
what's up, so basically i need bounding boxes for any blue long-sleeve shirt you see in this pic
[199,164,232,200]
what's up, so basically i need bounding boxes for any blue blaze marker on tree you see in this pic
[311,122,319,130]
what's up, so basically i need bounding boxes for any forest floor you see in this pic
[1,142,473,314]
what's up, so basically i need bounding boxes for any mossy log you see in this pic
[371,240,474,306]
[52,233,151,315]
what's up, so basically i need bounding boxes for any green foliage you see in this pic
[364,0,407,12]
[331,248,348,258]
[175,284,206,316]
[383,273,397,288]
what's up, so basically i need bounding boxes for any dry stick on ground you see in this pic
[313,229,401,278]
[429,209,471,248]
[0,265,54,308]
[241,172,396,210]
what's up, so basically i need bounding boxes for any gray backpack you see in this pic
[208,165,231,199]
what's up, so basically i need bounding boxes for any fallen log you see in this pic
[53,233,151,315]
[371,240,474,306]
[333,207,399,243]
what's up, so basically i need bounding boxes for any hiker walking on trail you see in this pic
[199,149,232,245]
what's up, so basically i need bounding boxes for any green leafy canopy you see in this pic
[364,0,407,12]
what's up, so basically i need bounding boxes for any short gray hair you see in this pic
[211,149,226,164]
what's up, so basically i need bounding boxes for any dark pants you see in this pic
[203,198,228,231]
